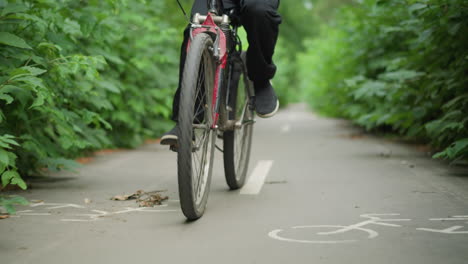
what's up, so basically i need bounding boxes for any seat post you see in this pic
[208,0,223,15]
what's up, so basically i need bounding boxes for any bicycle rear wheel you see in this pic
[178,33,216,220]
[223,52,254,190]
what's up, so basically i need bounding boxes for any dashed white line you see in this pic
[240,160,274,195]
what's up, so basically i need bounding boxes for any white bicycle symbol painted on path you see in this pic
[269,213,468,244]
[9,202,178,222]
[269,214,411,244]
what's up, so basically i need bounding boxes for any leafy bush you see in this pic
[0,0,180,192]
[300,0,468,161]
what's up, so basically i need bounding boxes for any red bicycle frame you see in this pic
[187,13,228,128]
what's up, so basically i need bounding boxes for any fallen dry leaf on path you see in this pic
[110,195,132,201]
[110,190,142,201]
[0,215,10,219]
[137,193,168,207]
[111,190,168,207]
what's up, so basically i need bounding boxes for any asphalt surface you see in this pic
[1,104,468,264]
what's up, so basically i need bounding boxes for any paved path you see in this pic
[1,104,468,264]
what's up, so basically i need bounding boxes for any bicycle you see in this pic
[175,0,255,220]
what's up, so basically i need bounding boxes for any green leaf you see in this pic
[97,80,120,93]
[443,94,468,110]
[0,32,32,49]
[353,81,387,100]
[8,68,30,78]
[0,196,28,214]
[62,18,82,37]
[1,4,29,16]
[0,85,30,106]
[0,135,20,147]
[3,204,15,214]
[1,170,18,187]
[21,66,47,76]
[379,70,425,81]
[10,177,27,190]
[8,196,29,206]
[344,75,366,87]
[29,93,45,109]
[434,138,468,159]
[7,152,17,165]
[0,163,5,174]
[41,158,82,172]
[448,139,468,157]
[0,93,13,104]
[0,149,9,165]
[408,3,427,13]
[13,76,45,88]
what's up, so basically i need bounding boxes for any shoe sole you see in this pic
[160,135,178,146]
[257,100,280,118]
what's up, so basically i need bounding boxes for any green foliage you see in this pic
[300,0,468,161]
[0,134,25,189]
[274,0,352,106]
[0,0,180,189]
[0,195,28,214]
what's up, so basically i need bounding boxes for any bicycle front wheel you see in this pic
[178,33,216,220]
[223,52,254,190]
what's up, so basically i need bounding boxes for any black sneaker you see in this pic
[160,124,179,146]
[254,80,279,118]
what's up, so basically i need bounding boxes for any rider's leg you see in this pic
[240,0,282,118]
[170,26,190,123]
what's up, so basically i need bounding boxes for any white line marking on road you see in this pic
[19,213,52,216]
[281,124,291,133]
[46,204,85,210]
[240,160,273,195]
[61,219,91,222]
[417,226,468,234]
[60,208,178,222]
[429,218,468,221]
[268,228,356,244]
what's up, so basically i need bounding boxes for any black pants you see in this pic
[171,0,281,121]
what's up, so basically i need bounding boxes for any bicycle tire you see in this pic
[223,52,254,190]
[178,33,216,220]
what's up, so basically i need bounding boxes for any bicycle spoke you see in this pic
[194,88,206,119]
[235,130,242,170]
[191,53,213,195]
[193,62,207,124]
[193,150,201,174]
[196,134,209,197]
